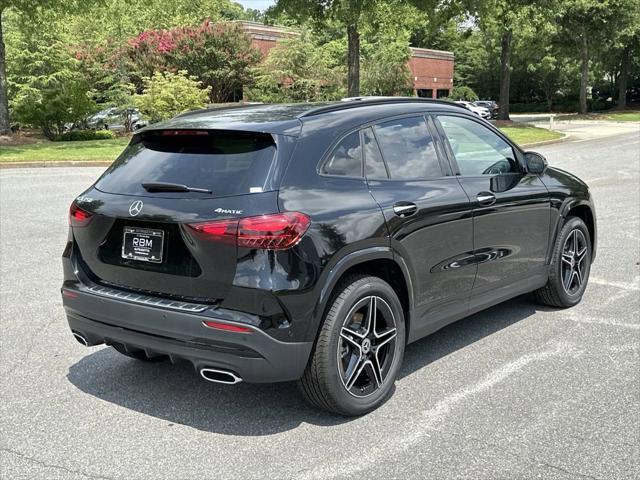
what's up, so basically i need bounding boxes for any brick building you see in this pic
[239,21,455,99]
[408,47,455,99]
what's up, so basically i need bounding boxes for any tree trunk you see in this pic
[617,45,630,109]
[347,23,360,97]
[498,30,512,121]
[579,29,589,114]
[0,10,11,135]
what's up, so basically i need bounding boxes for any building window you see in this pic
[436,89,450,99]
[417,89,434,98]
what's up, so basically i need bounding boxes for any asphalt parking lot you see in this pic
[1,126,639,479]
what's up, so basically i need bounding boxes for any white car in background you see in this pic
[454,101,491,120]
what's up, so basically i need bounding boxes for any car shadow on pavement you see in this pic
[67,294,543,435]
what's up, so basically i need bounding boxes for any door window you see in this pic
[321,131,362,177]
[438,115,518,176]
[373,116,443,179]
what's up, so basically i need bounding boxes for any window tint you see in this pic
[321,131,362,177]
[363,127,388,179]
[373,116,442,179]
[438,115,517,176]
[95,131,276,198]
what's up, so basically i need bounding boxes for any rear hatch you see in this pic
[71,129,293,302]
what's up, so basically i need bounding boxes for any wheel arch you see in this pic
[567,204,595,255]
[311,247,414,343]
[556,200,597,263]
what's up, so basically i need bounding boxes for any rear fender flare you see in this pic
[309,246,414,341]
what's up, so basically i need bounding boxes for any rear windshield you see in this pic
[95,130,277,197]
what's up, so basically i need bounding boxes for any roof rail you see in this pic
[175,102,264,119]
[298,97,466,118]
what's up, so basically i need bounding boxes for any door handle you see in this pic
[393,202,418,217]
[476,192,496,206]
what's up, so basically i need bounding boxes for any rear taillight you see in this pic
[187,218,237,244]
[187,212,310,250]
[69,202,93,227]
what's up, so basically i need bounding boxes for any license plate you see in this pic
[121,227,164,263]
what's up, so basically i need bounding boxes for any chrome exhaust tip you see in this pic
[72,331,89,347]
[199,368,242,385]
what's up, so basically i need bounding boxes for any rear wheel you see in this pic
[535,216,592,307]
[300,275,406,416]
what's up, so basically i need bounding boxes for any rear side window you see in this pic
[95,130,276,197]
[363,127,388,179]
[373,116,442,179]
[321,131,362,177]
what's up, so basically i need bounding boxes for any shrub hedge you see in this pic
[508,99,612,113]
[54,130,117,142]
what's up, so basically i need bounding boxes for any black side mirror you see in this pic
[524,151,548,174]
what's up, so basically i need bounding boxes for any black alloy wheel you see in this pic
[337,295,398,398]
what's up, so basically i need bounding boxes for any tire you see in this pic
[535,216,592,308]
[111,343,168,362]
[299,275,406,416]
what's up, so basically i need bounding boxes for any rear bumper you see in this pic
[62,286,312,383]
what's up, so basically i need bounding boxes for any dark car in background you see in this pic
[62,98,596,415]
[86,107,148,132]
[474,100,499,119]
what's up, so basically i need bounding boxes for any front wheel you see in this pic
[535,216,592,307]
[300,275,406,416]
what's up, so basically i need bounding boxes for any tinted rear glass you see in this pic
[95,130,277,197]
[321,131,362,177]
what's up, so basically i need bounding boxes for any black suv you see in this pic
[62,98,596,415]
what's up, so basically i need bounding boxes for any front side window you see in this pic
[438,115,518,176]
[321,131,362,177]
[373,116,442,179]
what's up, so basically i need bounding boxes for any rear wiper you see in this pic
[142,182,212,194]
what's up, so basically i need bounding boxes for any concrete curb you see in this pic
[0,160,112,169]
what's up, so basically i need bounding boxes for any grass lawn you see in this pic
[498,125,564,146]
[604,111,640,122]
[0,137,130,163]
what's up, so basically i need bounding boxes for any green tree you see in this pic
[358,2,418,96]
[465,0,551,120]
[66,0,247,46]
[271,0,382,97]
[0,1,95,134]
[272,0,432,97]
[555,0,634,113]
[133,70,210,123]
[247,32,344,102]
[8,24,96,138]
[605,0,640,108]
[170,22,261,103]
[447,85,478,101]
[360,37,412,96]
[118,21,261,103]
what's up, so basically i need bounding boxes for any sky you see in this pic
[235,0,276,11]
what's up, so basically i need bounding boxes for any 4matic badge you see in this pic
[214,207,243,215]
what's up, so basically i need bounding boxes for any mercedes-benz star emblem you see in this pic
[129,200,143,217]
